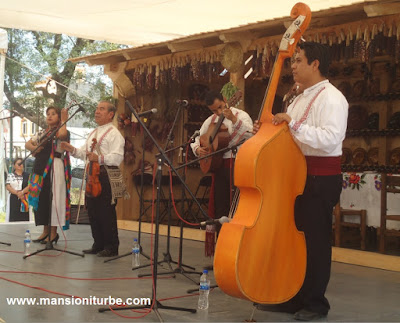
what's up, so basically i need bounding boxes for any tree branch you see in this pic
[31,31,47,61]
[3,82,46,128]
[53,34,62,52]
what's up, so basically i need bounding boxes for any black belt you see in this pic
[54,152,63,159]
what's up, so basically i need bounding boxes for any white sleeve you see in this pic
[190,117,211,157]
[5,173,12,185]
[230,110,254,145]
[288,96,348,154]
[99,130,124,166]
[72,143,87,161]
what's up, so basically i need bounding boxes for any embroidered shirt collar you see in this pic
[97,122,113,130]
[303,79,329,97]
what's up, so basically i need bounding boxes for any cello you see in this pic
[213,3,311,304]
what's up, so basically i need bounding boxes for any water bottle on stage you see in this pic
[132,238,140,267]
[198,269,210,310]
[24,230,31,256]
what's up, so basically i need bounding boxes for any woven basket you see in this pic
[220,42,243,73]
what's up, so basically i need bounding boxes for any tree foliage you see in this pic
[4,29,125,127]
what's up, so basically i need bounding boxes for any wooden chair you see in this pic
[333,203,367,250]
[379,174,400,253]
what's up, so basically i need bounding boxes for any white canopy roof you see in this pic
[0,0,375,46]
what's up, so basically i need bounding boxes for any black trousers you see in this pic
[214,163,235,234]
[214,167,232,218]
[86,172,119,252]
[290,174,342,315]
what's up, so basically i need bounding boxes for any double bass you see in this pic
[199,91,243,174]
[214,3,311,304]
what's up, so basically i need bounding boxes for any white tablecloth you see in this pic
[340,173,400,230]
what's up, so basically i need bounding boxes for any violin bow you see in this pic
[75,155,88,225]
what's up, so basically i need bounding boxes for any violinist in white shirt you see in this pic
[61,101,124,257]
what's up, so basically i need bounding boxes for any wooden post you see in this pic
[378,85,389,253]
[104,62,135,99]
[230,62,245,110]
[380,173,387,253]
[360,209,367,251]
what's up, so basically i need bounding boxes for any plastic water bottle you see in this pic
[24,230,31,256]
[132,238,140,267]
[198,269,210,310]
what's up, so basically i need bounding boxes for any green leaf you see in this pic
[220,82,239,101]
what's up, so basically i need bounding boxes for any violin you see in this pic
[85,138,102,198]
[213,3,311,304]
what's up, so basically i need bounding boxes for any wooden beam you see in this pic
[125,44,225,71]
[364,2,400,17]
[118,220,205,241]
[167,40,205,53]
[219,31,254,52]
[122,51,136,61]
[104,62,135,98]
[332,247,400,272]
[86,55,126,66]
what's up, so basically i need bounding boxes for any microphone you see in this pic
[138,108,157,117]
[176,99,189,107]
[77,104,91,117]
[189,130,200,141]
[199,216,230,227]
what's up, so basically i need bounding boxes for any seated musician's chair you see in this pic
[333,203,367,250]
[186,176,212,222]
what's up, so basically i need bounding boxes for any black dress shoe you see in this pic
[294,309,326,321]
[83,248,103,254]
[97,249,118,257]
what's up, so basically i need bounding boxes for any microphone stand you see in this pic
[179,144,245,294]
[144,101,187,275]
[140,141,245,289]
[23,108,85,259]
[138,138,203,283]
[99,100,207,318]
